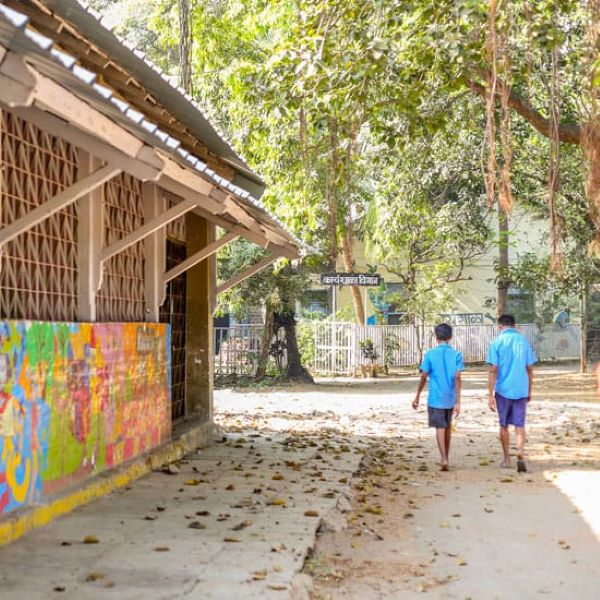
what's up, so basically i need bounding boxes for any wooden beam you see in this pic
[142,183,166,322]
[217,254,278,295]
[100,198,197,262]
[164,230,240,285]
[11,107,164,182]
[222,195,263,233]
[0,164,121,247]
[0,50,36,107]
[76,151,104,321]
[32,71,145,158]
[156,149,214,196]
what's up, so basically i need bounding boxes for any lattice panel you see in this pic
[0,112,79,321]
[96,173,146,322]
[164,191,187,242]
[160,240,188,421]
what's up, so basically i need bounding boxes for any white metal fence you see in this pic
[305,322,581,375]
[214,325,264,376]
[213,322,581,377]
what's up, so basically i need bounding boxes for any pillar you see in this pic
[185,213,215,420]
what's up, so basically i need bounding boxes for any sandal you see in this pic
[517,459,527,473]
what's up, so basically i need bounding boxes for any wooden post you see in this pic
[142,183,166,322]
[185,213,215,421]
[76,151,104,322]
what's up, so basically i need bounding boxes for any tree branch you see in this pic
[467,77,581,145]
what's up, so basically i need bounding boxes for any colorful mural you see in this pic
[0,321,171,516]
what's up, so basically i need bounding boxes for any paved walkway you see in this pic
[1,367,599,599]
[0,433,360,599]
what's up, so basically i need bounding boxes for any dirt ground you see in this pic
[215,364,600,599]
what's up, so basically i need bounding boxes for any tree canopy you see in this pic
[95,0,599,331]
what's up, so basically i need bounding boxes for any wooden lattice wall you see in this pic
[0,112,79,321]
[0,111,152,324]
[165,191,187,243]
[96,173,146,322]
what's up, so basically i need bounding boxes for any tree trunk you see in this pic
[580,289,589,374]
[327,117,338,268]
[178,0,192,93]
[274,311,314,383]
[341,229,365,324]
[496,209,509,317]
[255,300,274,380]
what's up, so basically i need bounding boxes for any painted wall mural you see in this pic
[0,321,171,516]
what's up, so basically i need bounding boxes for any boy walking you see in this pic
[413,323,464,471]
[486,314,536,472]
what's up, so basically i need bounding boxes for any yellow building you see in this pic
[304,208,574,325]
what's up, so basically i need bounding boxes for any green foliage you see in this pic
[98,0,597,330]
[296,321,316,369]
[217,237,308,319]
[358,338,379,364]
[383,333,400,372]
[363,119,492,324]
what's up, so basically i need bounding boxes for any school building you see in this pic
[0,0,301,524]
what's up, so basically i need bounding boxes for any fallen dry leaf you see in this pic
[223,536,241,543]
[83,535,99,544]
[365,506,383,515]
[154,546,170,552]
[85,572,105,582]
[268,498,287,506]
[304,510,319,517]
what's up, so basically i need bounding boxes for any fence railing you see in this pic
[304,321,581,376]
[213,322,581,377]
[214,325,264,376]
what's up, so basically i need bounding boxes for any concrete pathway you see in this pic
[0,433,360,599]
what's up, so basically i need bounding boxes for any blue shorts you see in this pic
[496,393,528,428]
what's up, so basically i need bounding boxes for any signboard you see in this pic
[440,313,485,325]
[320,273,381,286]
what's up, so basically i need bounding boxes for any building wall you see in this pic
[0,321,170,517]
[330,209,551,323]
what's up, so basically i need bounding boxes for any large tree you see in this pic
[99,0,599,326]
[217,238,314,382]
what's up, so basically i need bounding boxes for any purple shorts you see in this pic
[496,393,528,428]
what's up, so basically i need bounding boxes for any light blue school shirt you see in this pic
[420,344,465,409]
[486,328,536,399]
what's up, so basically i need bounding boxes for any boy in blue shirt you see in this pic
[413,323,464,471]
[487,314,536,473]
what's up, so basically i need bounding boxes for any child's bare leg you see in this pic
[444,426,452,462]
[436,428,448,468]
[499,426,511,466]
[515,427,526,459]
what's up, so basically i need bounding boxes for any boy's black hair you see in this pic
[434,323,453,341]
[498,314,516,327]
